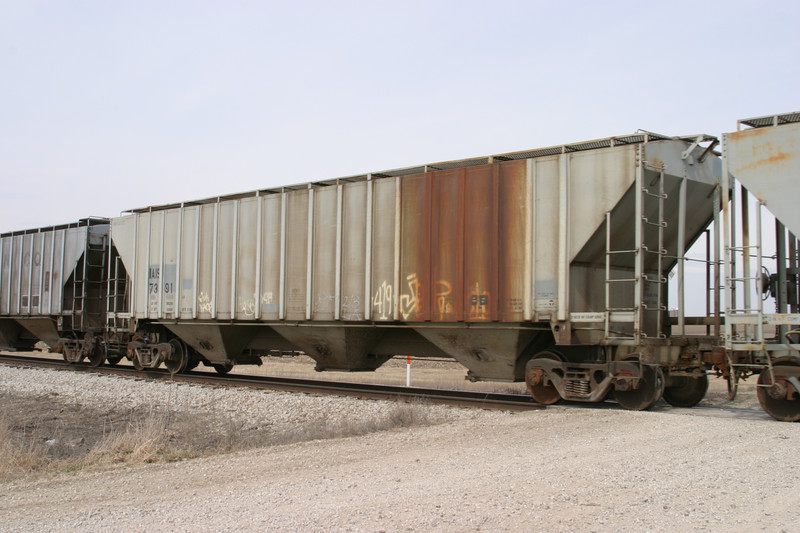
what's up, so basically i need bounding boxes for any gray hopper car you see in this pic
[0,218,110,360]
[2,113,800,421]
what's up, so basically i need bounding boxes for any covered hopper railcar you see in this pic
[106,131,721,411]
[2,115,800,421]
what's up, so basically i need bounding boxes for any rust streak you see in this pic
[456,169,466,322]
[734,150,794,174]
[429,170,439,322]
[422,173,433,322]
[729,127,773,140]
[491,164,500,321]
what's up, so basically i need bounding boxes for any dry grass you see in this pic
[269,403,432,446]
[76,413,195,468]
[0,393,438,483]
[0,416,49,482]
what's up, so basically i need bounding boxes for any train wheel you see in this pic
[757,357,800,422]
[87,350,105,367]
[663,373,709,408]
[525,351,564,405]
[213,363,233,375]
[87,340,106,368]
[726,353,738,401]
[614,358,664,411]
[131,351,145,371]
[164,339,189,375]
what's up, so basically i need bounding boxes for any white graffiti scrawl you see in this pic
[400,273,423,320]
[198,292,212,313]
[373,281,393,320]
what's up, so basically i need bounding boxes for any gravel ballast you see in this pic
[1,364,799,532]
[0,364,479,434]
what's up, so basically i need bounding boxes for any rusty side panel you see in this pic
[399,174,428,321]
[499,161,527,322]
[463,165,494,322]
[397,160,528,323]
[431,169,459,322]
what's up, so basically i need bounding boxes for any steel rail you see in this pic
[0,354,543,412]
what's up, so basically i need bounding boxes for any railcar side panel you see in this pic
[567,146,636,263]
[132,214,148,318]
[178,206,198,319]
[51,229,67,315]
[260,194,282,320]
[499,161,527,322]
[311,186,338,321]
[196,204,215,320]
[341,181,368,321]
[235,197,259,321]
[157,209,179,319]
[399,174,427,322]
[431,169,459,322]
[284,189,309,321]
[463,165,495,322]
[531,156,560,316]
[369,178,398,321]
[216,201,236,320]
[0,226,94,318]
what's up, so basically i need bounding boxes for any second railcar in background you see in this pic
[0,218,111,363]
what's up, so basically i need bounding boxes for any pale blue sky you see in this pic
[1,0,798,233]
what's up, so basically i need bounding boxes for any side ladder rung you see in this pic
[642,219,667,228]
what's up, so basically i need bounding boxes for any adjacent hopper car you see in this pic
[2,112,799,420]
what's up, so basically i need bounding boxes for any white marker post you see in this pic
[406,356,411,387]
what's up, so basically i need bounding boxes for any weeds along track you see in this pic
[0,353,542,412]
[1,357,476,483]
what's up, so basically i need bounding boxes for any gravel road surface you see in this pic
[1,363,798,532]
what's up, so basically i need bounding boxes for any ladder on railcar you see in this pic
[67,237,107,332]
[605,162,668,344]
[105,245,131,332]
[723,187,773,393]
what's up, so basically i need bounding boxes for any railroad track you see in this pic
[0,353,772,420]
[0,353,543,412]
